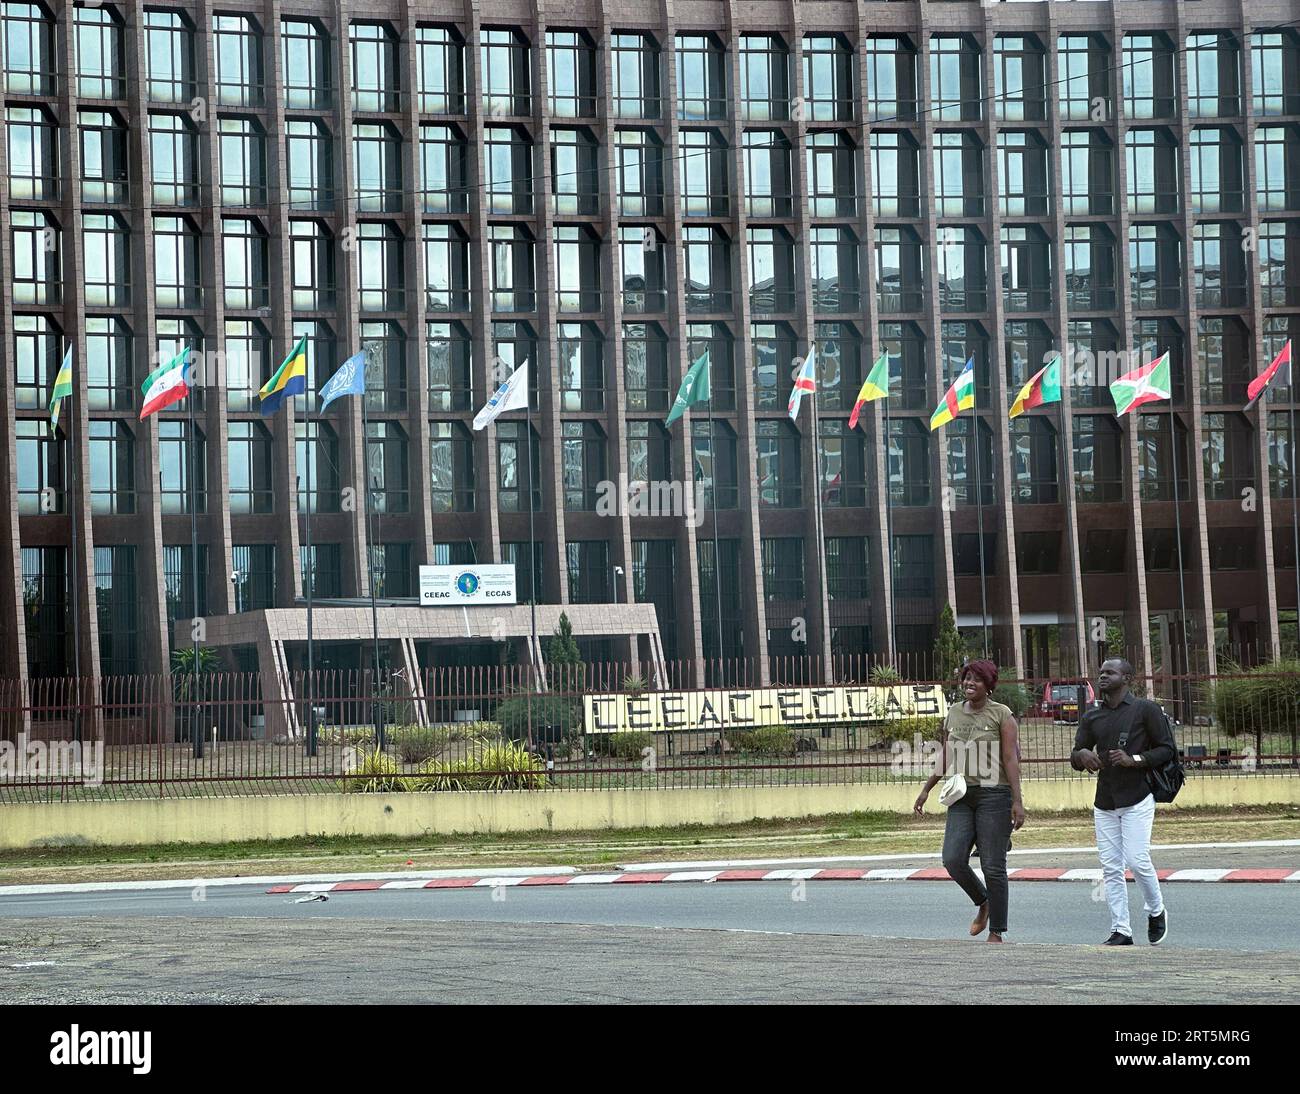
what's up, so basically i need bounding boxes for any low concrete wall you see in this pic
[2,776,1298,850]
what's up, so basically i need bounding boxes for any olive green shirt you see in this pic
[942,700,1012,787]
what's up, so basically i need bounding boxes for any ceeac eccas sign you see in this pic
[418,564,517,606]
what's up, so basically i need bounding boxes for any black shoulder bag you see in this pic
[1118,708,1185,804]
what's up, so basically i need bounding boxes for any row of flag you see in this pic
[44,332,1295,440]
[661,341,1295,433]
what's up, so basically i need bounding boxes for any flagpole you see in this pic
[1168,402,1191,678]
[881,367,896,667]
[1289,394,1299,653]
[707,384,724,687]
[304,378,316,758]
[187,351,203,759]
[361,347,384,750]
[65,355,83,745]
[809,357,828,685]
[525,381,538,710]
[970,372,990,658]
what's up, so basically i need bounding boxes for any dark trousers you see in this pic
[941,784,1013,934]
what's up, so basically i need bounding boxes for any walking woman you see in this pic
[913,660,1026,942]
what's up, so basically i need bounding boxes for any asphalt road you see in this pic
[0,881,1296,1003]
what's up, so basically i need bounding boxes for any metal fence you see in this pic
[0,656,1296,802]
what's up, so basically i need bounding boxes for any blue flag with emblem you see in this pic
[319,350,367,410]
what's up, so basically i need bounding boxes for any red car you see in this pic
[1035,681,1096,722]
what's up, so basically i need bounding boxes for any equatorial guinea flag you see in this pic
[1110,352,1171,416]
[1244,340,1292,411]
[139,346,192,420]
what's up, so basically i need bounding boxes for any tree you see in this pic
[934,603,965,689]
[545,612,583,690]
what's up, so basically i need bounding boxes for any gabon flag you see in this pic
[1244,340,1292,412]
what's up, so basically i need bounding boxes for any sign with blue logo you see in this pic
[419,564,517,606]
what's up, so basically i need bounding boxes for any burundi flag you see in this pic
[259,334,308,416]
[848,351,890,430]
[787,348,817,421]
[139,346,192,420]
[1111,352,1171,416]
[1008,354,1063,419]
[665,350,711,426]
[929,357,975,431]
[48,345,74,437]
[1244,340,1292,412]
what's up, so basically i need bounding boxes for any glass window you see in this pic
[420,124,469,213]
[551,127,600,215]
[557,321,604,411]
[224,319,270,412]
[931,35,981,122]
[562,421,606,510]
[485,125,533,215]
[159,420,207,514]
[361,321,407,411]
[11,209,60,307]
[6,106,59,200]
[481,27,530,116]
[286,119,334,211]
[488,224,535,313]
[16,419,65,514]
[1072,415,1124,503]
[743,130,793,218]
[428,422,474,512]
[547,29,596,118]
[1122,33,1176,119]
[365,421,410,514]
[612,32,661,120]
[615,129,665,217]
[888,420,930,506]
[350,22,400,112]
[150,113,200,206]
[566,541,612,604]
[79,110,130,203]
[993,36,1046,122]
[933,131,984,218]
[3,1,56,94]
[228,421,274,513]
[357,222,406,312]
[803,34,854,122]
[423,223,470,313]
[864,36,917,121]
[756,420,800,508]
[678,128,728,217]
[290,220,336,311]
[222,217,270,310]
[88,420,135,514]
[1252,31,1300,116]
[94,546,138,676]
[416,25,465,113]
[1186,32,1239,118]
[353,121,403,212]
[282,19,331,109]
[497,421,540,513]
[75,5,125,99]
[231,545,277,612]
[870,131,920,218]
[213,13,264,107]
[219,117,268,206]
[82,213,131,307]
[153,215,202,309]
[1060,130,1114,216]
[1256,126,1300,213]
[144,9,195,104]
[426,320,472,412]
[739,35,789,122]
[676,33,726,121]
[1058,35,1110,122]
[85,316,132,412]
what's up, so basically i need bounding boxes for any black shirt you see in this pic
[1072,693,1177,810]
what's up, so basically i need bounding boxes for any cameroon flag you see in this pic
[1009,354,1062,419]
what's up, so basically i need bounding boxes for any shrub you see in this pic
[416,740,549,791]
[868,663,902,686]
[1213,660,1300,742]
[392,726,444,765]
[725,724,796,756]
[345,747,410,793]
[879,715,944,744]
[991,682,1031,718]
[590,730,654,760]
[623,672,648,696]
[495,693,579,743]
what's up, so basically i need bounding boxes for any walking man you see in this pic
[1070,658,1176,946]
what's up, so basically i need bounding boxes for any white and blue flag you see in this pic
[472,360,529,431]
[319,350,366,410]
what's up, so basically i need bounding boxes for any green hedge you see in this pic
[1213,660,1300,739]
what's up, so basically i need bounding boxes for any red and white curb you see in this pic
[266,866,1300,894]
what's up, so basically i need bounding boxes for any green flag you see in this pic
[1110,352,1171,416]
[49,345,73,437]
[665,350,711,426]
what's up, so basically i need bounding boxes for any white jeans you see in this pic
[1094,793,1164,937]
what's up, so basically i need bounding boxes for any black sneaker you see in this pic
[1148,909,1169,946]
[1102,931,1134,946]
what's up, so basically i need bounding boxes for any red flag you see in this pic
[1245,340,1292,411]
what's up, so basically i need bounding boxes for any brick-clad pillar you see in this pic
[124,4,170,675]
[1042,1,1092,678]
[1173,4,1222,678]
[853,2,897,668]
[55,0,104,688]
[1239,9,1284,659]
[787,5,835,684]
[723,4,772,684]
[660,5,708,684]
[1109,5,1156,682]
